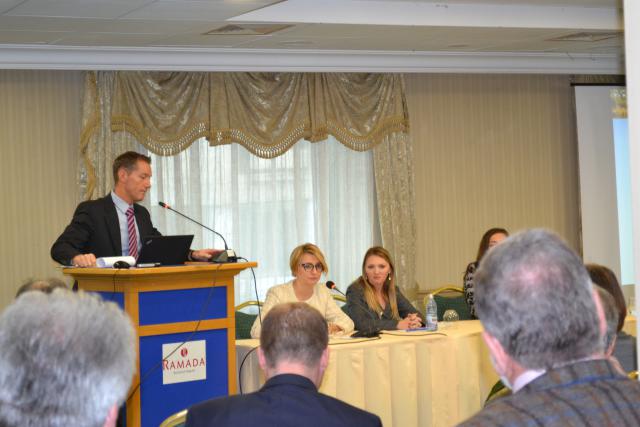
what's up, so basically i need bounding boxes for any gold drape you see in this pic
[109,72,409,158]
[373,132,417,298]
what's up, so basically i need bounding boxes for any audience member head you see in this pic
[259,302,329,387]
[595,286,619,356]
[15,277,68,298]
[289,243,328,284]
[475,229,602,375]
[0,289,136,427]
[112,151,151,184]
[475,227,509,263]
[359,246,400,319]
[586,264,626,332]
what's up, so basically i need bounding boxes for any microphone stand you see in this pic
[158,202,237,263]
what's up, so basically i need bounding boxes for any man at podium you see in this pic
[51,151,219,267]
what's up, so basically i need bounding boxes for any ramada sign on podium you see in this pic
[63,262,256,427]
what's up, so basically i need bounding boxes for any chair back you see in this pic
[429,286,472,321]
[235,300,262,339]
[484,380,510,406]
[159,409,187,427]
[332,294,347,304]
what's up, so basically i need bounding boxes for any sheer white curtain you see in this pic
[144,136,379,304]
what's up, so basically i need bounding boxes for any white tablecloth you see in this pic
[236,320,498,427]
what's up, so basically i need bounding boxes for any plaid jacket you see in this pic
[459,358,640,427]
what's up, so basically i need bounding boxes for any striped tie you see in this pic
[126,207,138,259]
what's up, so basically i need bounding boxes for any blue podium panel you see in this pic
[138,286,228,325]
[139,329,229,427]
[96,291,124,309]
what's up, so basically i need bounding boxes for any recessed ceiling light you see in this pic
[547,32,622,42]
[204,24,293,36]
[278,40,313,46]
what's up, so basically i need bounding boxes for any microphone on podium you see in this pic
[325,281,380,338]
[158,201,237,263]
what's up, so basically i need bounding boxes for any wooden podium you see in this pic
[63,262,256,427]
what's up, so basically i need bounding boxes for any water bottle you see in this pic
[426,294,438,331]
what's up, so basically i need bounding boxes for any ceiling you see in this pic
[0,0,626,73]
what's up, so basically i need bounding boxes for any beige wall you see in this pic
[406,74,580,291]
[0,70,83,307]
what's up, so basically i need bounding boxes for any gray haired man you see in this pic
[0,289,136,427]
[460,229,640,426]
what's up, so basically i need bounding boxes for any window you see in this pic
[146,137,380,302]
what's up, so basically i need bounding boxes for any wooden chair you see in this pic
[332,294,347,304]
[235,300,262,339]
[159,409,187,427]
[484,380,509,406]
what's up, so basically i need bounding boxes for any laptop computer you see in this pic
[136,235,194,266]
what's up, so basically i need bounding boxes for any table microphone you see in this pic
[326,280,345,296]
[158,201,237,263]
[325,281,380,338]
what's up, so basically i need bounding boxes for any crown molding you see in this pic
[0,45,624,75]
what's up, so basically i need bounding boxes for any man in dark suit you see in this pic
[51,151,218,267]
[186,302,382,427]
[459,229,640,427]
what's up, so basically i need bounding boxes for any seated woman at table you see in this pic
[586,263,637,372]
[463,227,509,319]
[250,243,354,338]
[346,247,423,331]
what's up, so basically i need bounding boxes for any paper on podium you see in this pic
[96,256,136,268]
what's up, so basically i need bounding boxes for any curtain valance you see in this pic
[108,72,409,158]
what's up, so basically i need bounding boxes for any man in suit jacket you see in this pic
[459,229,640,427]
[186,302,382,427]
[51,151,218,267]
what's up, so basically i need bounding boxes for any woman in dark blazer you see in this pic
[346,246,423,331]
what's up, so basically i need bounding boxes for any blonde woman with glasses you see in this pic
[250,243,354,338]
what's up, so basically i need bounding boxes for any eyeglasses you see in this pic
[300,263,324,273]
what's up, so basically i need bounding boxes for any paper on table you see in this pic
[96,256,136,268]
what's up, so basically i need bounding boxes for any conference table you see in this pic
[236,320,498,427]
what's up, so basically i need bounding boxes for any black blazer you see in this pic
[185,374,382,427]
[50,194,160,265]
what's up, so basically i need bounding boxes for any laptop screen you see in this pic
[137,235,194,265]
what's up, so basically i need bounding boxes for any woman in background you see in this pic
[464,227,509,319]
[587,263,637,372]
[250,243,354,338]
[346,246,423,331]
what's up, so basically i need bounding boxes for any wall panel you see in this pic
[406,74,580,290]
[0,70,83,307]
